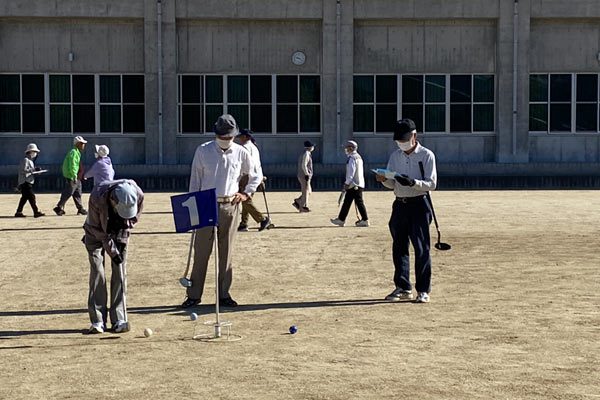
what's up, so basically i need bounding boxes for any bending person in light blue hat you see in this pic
[83,179,144,334]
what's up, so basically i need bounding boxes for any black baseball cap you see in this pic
[393,119,417,141]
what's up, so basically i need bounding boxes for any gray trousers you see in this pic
[186,202,240,300]
[85,237,128,326]
[295,176,311,208]
[57,178,84,211]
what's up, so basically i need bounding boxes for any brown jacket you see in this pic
[83,179,144,258]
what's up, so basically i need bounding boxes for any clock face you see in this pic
[292,51,306,65]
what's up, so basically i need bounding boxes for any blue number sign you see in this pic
[170,189,219,233]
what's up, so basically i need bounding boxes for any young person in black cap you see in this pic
[375,119,437,303]
[293,140,314,212]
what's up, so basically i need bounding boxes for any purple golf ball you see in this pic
[289,325,297,334]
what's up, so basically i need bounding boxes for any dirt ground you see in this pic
[0,189,599,399]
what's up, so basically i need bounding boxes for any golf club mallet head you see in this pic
[179,277,193,287]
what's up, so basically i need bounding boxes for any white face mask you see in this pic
[396,140,414,152]
[94,152,99,159]
[216,138,233,150]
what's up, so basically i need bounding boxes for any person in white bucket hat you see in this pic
[84,145,115,188]
[15,143,45,218]
[54,136,88,216]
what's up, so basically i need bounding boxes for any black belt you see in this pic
[395,195,426,203]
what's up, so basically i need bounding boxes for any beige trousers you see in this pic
[238,175,264,226]
[186,202,240,300]
[295,176,312,208]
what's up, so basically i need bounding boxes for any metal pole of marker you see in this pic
[213,225,221,338]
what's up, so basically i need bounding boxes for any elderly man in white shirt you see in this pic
[330,140,370,227]
[182,114,262,309]
[375,119,437,304]
[236,129,271,232]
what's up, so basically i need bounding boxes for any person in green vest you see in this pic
[54,136,88,216]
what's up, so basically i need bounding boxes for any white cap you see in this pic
[25,143,40,154]
[95,144,110,158]
[73,136,88,145]
[343,140,358,149]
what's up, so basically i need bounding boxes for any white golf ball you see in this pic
[144,328,153,338]
[190,312,198,321]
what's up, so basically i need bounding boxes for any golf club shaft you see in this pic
[183,230,195,279]
[261,185,271,218]
[119,256,127,323]
[418,161,442,233]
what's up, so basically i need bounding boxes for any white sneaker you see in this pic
[330,218,345,227]
[88,323,104,334]
[355,220,370,227]
[385,288,413,301]
[416,292,430,303]
[113,320,130,333]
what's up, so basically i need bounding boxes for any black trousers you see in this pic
[17,183,39,214]
[338,187,368,221]
[388,197,432,293]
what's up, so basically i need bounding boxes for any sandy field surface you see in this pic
[0,190,599,399]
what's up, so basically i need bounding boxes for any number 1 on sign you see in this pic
[182,196,200,226]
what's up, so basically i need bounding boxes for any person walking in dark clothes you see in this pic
[15,143,45,218]
[330,140,369,227]
[376,119,437,304]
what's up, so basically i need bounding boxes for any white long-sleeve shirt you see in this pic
[242,141,263,182]
[189,141,261,197]
[345,151,365,188]
[382,142,437,197]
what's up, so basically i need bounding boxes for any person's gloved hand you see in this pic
[112,252,124,265]
[304,175,310,182]
[35,167,42,172]
[395,174,415,187]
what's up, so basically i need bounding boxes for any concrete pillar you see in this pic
[322,0,354,164]
[144,0,159,164]
[161,0,178,164]
[497,0,530,162]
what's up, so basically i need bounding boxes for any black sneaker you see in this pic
[53,207,65,216]
[237,225,249,232]
[181,297,201,308]
[14,212,25,218]
[34,212,45,218]
[258,216,271,232]
[292,201,300,211]
[77,209,88,215]
[219,297,238,307]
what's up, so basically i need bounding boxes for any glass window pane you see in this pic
[376,104,396,132]
[474,75,494,102]
[473,104,494,132]
[450,104,471,132]
[73,105,95,133]
[50,105,71,132]
[529,104,548,131]
[450,75,471,103]
[402,104,423,132]
[425,105,445,132]
[100,76,121,103]
[228,105,249,129]
[181,105,201,133]
[300,76,320,103]
[0,105,20,131]
[550,74,571,102]
[550,104,571,131]
[205,105,223,132]
[353,105,374,132]
[425,75,445,103]
[276,104,298,133]
[205,76,223,103]
[228,76,248,103]
[576,74,598,102]
[250,76,271,103]
[250,105,272,133]
[50,75,71,103]
[181,76,201,103]
[22,75,44,103]
[100,105,121,132]
[576,103,597,132]
[73,75,95,103]
[530,75,548,102]
[354,76,374,103]
[277,76,297,103]
[123,75,144,103]
[376,75,397,103]
[22,104,45,132]
[402,75,423,103]
[0,75,20,102]
[300,105,320,132]
[123,105,145,132]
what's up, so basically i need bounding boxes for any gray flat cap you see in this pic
[213,114,239,138]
